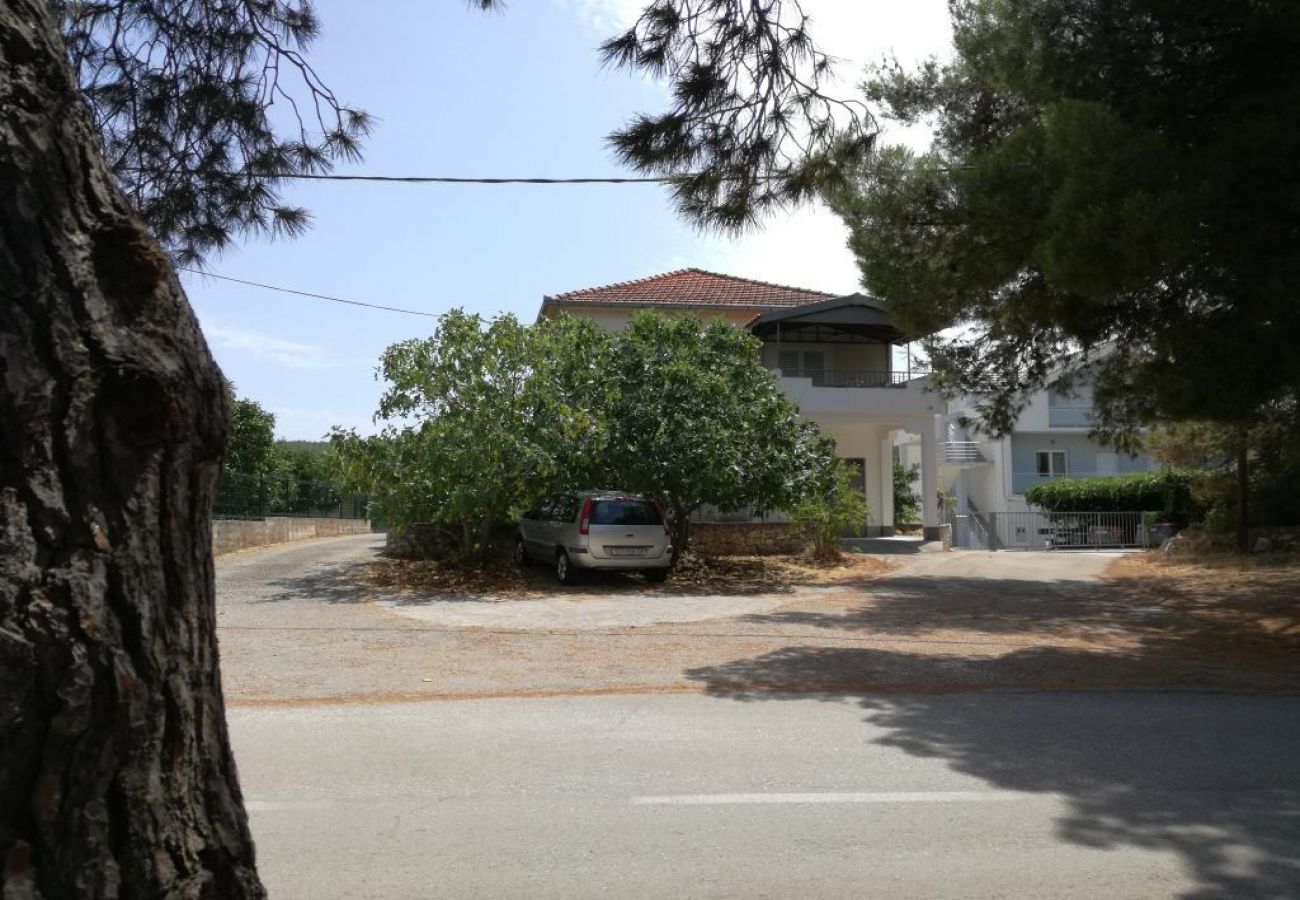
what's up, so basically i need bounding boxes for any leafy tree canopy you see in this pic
[330,311,614,554]
[224,384,278,475]
[1144,404,1300,529]
[332,310,833,555]
[892,461,921,524]
[828,0,1300,443]
[602,311,833,545]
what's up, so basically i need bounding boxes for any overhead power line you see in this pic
[178,268,439,318]
[127,167,689,185]
[130,162,993,187]
[269,173,679,184]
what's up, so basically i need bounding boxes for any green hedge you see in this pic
[1024,469,1195,514]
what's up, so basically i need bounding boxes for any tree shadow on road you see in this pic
[255,555,390,605]
[741,564,1300,672]
[683,563,1300,898]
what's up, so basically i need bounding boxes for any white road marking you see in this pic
[631,791,1032,806]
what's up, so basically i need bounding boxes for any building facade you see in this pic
[539,269,1154,540]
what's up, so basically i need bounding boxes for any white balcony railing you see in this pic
[776,367,912,388]
[944,441,988,464]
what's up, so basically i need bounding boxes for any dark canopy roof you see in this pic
[748,294,910,345]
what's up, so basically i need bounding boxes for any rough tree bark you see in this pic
[0,3,264,897]
[1236,426,1250,554]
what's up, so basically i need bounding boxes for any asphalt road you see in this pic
[229,691,1300,899]
[216,537,1300,897]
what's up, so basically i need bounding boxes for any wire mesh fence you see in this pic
[213,470,368,520]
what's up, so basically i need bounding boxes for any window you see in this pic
[590,500,661,526]
[777,349,828,384]
[1035,450,1067,477]
[552,494,580,522]
[803,351,826,385]
[526,496,556,521]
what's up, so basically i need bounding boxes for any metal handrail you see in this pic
[944,441,986,462]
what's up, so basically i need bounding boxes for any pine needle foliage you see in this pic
[600,0,874,230]
[62,0,870,260]
[60,0,372,266]
[829,0,1300,444]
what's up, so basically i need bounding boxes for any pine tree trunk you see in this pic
[0,3,264,897]
[1236,427,1250,554]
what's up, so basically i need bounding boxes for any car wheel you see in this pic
[513,536,528,567]
[644,568,669,584]
[555,550,576,585]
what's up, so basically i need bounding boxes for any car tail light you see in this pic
[578,498,593,535]
[651,499,671,535]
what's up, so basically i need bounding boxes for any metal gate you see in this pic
[984,511,1150,550]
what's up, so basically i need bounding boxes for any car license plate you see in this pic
[608,546,649,558]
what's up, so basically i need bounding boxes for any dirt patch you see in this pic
[1099,552,1300,674]
[360,552,892,601]
[218,538,1300,705]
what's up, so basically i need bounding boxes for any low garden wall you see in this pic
[213,516,370,556]
[385,523,518,560]
[691,522,806,556]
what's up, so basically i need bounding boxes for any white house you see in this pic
[538,268,1154,541]
[906,381,1157,519]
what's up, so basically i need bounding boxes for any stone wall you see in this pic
[1249,526,1300,553]
[385,523,454,560]
[212,516,370,557]
[691,522,807,556]
[385,521,815,559]
[384,522,519,560]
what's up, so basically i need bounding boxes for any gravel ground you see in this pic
[215,534,1300,706]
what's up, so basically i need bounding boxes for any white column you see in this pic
[879,432,896,536]
[920,415,941,541]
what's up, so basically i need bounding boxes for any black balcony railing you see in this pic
[778,368,912,388]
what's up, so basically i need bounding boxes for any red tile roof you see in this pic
[543,268,836,310]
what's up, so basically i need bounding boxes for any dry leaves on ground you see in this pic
[1102,552,1300,673]
[359,551,891,601]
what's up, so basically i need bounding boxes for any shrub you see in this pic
[892,461,921,523]
[792,461,871,561]
[1024,469,1196,515]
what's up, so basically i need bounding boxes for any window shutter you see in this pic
[778,350,799,374]
[804,351,826,386]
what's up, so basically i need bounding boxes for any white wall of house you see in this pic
[937,381,1158,514]
[813,420,890,534]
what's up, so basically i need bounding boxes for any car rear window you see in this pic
[590,500,661,526]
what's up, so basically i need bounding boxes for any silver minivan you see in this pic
[515,491,673,584]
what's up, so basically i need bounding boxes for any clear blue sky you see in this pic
[183,0,952,439]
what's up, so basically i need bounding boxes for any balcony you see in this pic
[775,367,911,388]
[1048,406,1095,428]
